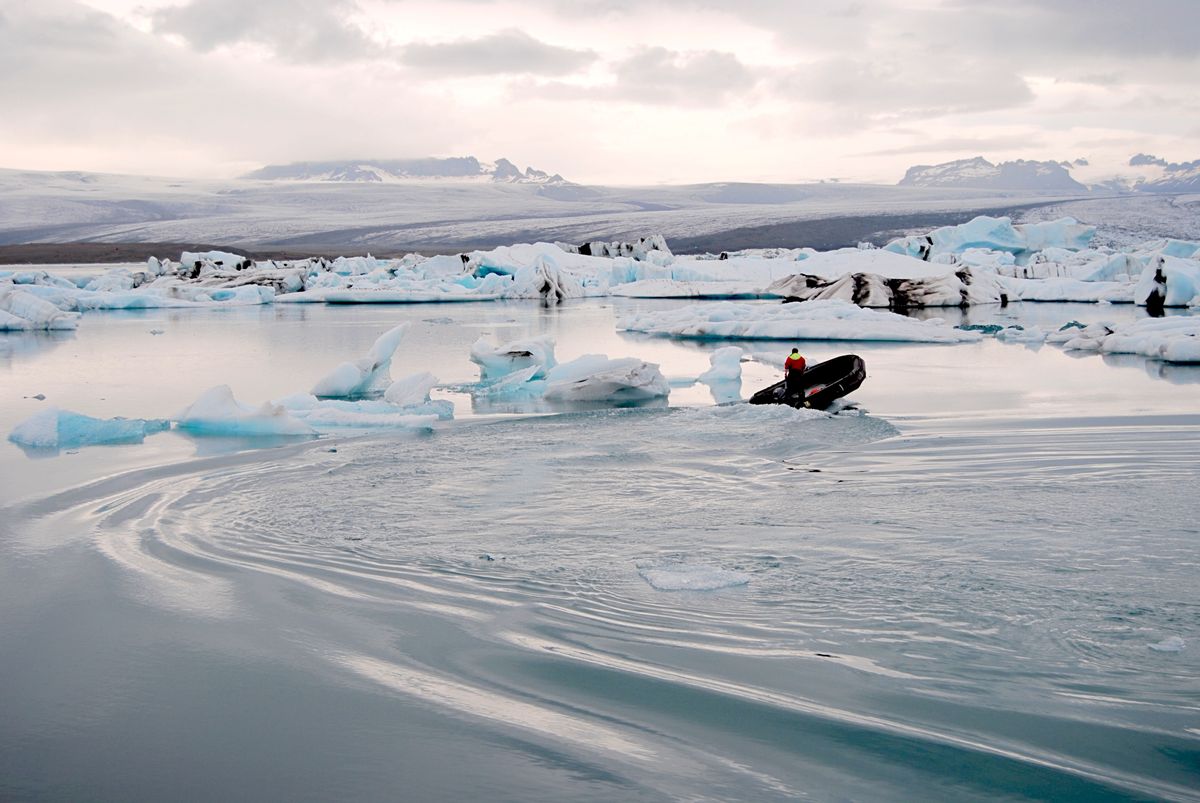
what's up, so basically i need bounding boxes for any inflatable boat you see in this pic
[748,354,866,410]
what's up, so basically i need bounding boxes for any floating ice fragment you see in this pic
[470,335,556,380]
[698,346,744,384]
[383,372,439,406]
[9,408,169,450]
[1148,636,1185,653]
[311,323,408,397]
[542,355,670,402]
[176,385,315,437]
[637,563,751,591]
[620,300,983,343]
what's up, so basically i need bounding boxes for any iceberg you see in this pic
[8,408,169,450]
[383,372,439,406]
[542,355,671,402]
[884,216,1094,260]
[311,323,408,397]
[274,394,452,430]
[470,335,557,380]
[698,346,744,383]
[1133,256,1200,308]
[176,385,316,436]
[619,300,983,343]
[768,265,1006,308]
[1048,318,1200,363]
[0,289,81,330]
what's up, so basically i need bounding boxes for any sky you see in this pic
[1,0,1197,184]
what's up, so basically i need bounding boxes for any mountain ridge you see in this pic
[241,156,572,186]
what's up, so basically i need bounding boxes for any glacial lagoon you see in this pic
[2,297,1198,801]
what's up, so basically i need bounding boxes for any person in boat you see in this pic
[784,347,807,393]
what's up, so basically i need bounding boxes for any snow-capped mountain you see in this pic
[1123,154,1200,193]
[898,157,1088,192]
[241,156,572,186]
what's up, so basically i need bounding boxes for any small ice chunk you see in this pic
[542,354,670,402]
[9,408,169,449]
[470,335,557,380]
[383,372,439,406]
[177,385,315,436]
[1148,636,1185,653]
[698,346,744,383]
[311,323,409,397]
[638,563,751,591]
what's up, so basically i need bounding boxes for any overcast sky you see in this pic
[1,0,1197,183]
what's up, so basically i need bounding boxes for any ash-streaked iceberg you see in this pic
[619,300,983,343]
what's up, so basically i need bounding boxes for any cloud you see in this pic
[525,47,756,107]
[150,0,377,61]
[399,29,595,76]
[780,57,1034,121]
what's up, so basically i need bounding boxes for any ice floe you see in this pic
[176,385,317,437]
[8,408,169,450]
[1047,318,1200,363]
[618,300,983,343]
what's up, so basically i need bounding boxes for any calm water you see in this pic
[2,298,1198,801]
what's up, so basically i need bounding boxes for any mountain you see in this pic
[1124,154,1200,193]
[241,156,573,186]
[898,157,1088,192]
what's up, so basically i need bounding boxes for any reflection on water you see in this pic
[1,298,1199,800]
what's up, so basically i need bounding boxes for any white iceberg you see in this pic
[383,372,439,406]
[698,346,744,383]
[542,355,671,402]
[0,288,81,330]
[884,216,1094,259]
[470,335,557,380]
[274,394,451,431]
[8,408,169,450]
[311,323,408,397]
[1048,318,1200,363]
[176,385,316,436]
[619,300,983,343]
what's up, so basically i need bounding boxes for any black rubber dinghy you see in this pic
[749,354,866,410]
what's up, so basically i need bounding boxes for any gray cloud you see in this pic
[525,47,755,106]
[780,57,1034,120]
[151,0,376,61]
[400,29,595,76]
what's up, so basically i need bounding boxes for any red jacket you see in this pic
[785,354,806,373]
